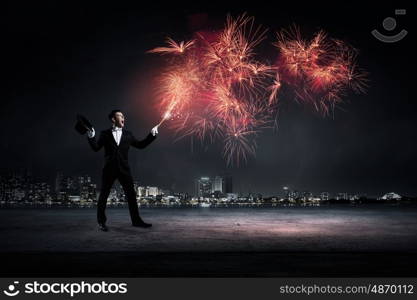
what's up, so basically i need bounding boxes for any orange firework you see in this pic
[154,56,203,127]
[148,38,195,55]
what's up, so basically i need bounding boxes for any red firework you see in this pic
[148,14,276,165]
[273,26,367,115]
[147,16,367,165]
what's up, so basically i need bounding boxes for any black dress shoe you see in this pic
[98,223,108,231]
[132,221,152,228]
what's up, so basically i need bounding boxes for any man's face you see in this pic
[112,112,125,128]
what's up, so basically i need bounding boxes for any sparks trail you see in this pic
[148,15,367,165]
[147,38,195,55]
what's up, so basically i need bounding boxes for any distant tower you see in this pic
[195,177,212,197]
[222,174,233,193]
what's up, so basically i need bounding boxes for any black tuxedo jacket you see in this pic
[88,128,156,174]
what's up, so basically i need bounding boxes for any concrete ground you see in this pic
[1,205,416,277]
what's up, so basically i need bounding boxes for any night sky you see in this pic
[3,1,415,196]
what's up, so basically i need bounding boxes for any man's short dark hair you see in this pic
[108,109,122,121]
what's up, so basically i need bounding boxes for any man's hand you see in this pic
[151,125,159,137]
[87,127,95,138]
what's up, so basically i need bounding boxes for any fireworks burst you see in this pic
[148,14,276,166]
[273,26,368,115]
[148,16,367,165]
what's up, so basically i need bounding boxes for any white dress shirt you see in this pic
[112,126,123,146]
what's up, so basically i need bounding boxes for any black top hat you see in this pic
[75,114,93,135]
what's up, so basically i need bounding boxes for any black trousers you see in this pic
[97,168,141,224]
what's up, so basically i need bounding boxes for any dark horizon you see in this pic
[3,2,415,197]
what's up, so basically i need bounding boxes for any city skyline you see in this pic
[0,168,414,201]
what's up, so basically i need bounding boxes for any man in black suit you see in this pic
[87,109,159,231]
